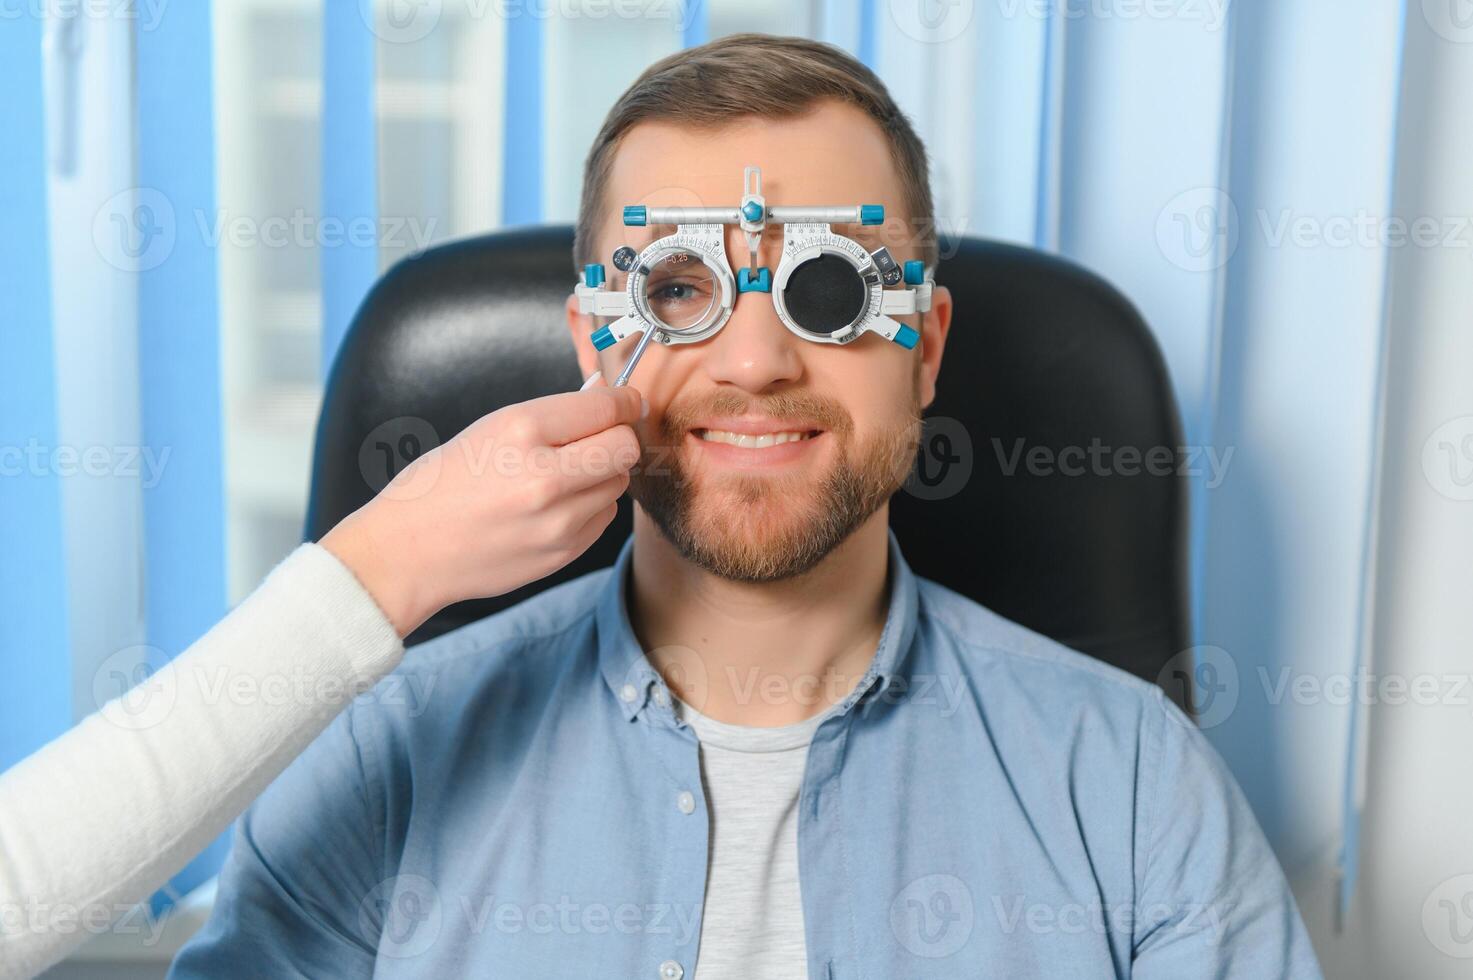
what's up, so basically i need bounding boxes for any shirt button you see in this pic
[659,960,683,980]
[676,790,696,814]
[620,683,638,703]
[653,688,670,707]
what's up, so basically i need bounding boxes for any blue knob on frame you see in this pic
[893,324,920,350]
[738,267,771,293]
[591,326,616,351]
[583,263,605,288]
[903,260,925,285]
[741,201,764,222]
[860,204,884,225]
[623,206,647,226]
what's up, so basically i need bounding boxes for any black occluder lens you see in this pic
[783,254,865,334]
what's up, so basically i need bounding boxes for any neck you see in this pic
[627,506,892,727]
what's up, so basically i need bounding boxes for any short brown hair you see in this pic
[573,32,937,279]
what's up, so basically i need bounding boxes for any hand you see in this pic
[322,374,645,637]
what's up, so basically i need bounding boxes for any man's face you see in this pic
[566,99,952,582]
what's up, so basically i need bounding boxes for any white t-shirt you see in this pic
[675,699,839,980]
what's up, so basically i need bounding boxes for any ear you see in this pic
[916,284,952,411]
[565,292,603,381]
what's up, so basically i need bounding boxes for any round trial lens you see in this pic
[782,253,867,335]
[644,251,718,333]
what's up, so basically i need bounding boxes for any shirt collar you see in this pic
[595,526,921,723]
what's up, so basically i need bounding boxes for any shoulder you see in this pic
[911,574,1179,729]
[904,578,1261,891]
[903,574,1232,831]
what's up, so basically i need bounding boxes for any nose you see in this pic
[698,227,804,392]
[700,284,806,392]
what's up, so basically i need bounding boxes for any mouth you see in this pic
[691,427,824,448]
[686,422,828,468]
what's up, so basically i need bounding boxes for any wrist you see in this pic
[321,505,435,639]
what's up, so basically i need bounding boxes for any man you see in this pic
[172,33,1321,979]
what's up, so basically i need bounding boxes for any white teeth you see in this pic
[696,429,816,448]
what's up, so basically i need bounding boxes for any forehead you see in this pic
[599,99,905,252]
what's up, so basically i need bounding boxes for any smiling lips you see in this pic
[695,429,819,448]
[684,417,828,466]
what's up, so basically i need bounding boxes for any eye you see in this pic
[651,281,693,302]
[648,277,711,304]
[643,253,719,332]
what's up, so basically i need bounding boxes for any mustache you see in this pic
[658,391,855,438]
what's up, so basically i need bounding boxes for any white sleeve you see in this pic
[0,543,405,980]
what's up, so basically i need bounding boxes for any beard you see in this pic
[627,362,924,583]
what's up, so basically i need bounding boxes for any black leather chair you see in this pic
[305,225,1190,701]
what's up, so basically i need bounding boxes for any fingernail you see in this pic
[579,369,602,391]
[640,396,650,420]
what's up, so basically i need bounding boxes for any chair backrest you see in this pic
[305,225,1190,690]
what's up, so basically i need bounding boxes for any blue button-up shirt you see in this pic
[171,529,1321,979]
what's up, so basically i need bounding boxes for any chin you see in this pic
[690,483,809,535]
[630,422,905,582]
[642,465,877,580]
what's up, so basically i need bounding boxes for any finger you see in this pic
[559,470,629,517]
[526,385,644,447]
[542,473,627,551]
[567,490,622,549]
[556,423,641,491]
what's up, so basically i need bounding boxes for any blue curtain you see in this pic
[502,4,545,226]
[0,14,72,774]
